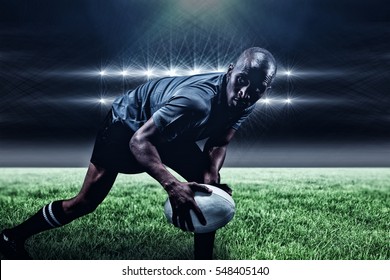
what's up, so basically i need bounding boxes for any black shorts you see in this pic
[91,111,208,181]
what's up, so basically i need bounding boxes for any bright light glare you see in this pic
[96,65,228,78]
[189,68,201,75]
[285,98,292,103]
[99,98,106,104]
[144,69,154,77]
[167,69,177,76]
[96,65,301,78]
[262,98,270,104]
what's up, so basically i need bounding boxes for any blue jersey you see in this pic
[111,73,254,142]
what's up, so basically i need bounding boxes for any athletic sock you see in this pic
[6,200,73,241]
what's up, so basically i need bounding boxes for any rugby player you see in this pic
[0,47,277,260]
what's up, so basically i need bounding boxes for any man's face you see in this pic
[225,60,275,110]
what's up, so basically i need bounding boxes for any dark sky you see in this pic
[0,0,389,167]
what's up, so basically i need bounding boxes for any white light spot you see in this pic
[99,98,106,104]
[99,70,106,76]
[285,98,292,104]
[262,98,270,104]
[285,70,292,76]
[121,70,128,76]
[145,69,154,77]
[167,69,177,76]
[190,68,200,75]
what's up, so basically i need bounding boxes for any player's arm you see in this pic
[129,117,211,231]
[202,128,236,194]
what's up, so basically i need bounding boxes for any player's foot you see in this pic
[0,229,32,260]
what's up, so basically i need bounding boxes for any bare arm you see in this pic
[129,118,178,189]
[203,128,236,193]
[129,117,211,231]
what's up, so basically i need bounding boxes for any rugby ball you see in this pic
[164,184,235,233]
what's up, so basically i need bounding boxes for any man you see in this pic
[0,47,277,260]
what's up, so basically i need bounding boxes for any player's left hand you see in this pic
[203,171,232,196]
[211,183,232,196]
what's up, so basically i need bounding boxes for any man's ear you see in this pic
[226,63,234,80]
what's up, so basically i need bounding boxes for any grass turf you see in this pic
[0,168,389,260]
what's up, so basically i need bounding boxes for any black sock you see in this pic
[194,231,216,260]
[7,200,73,241]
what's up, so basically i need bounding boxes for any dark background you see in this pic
[1,0,389,167]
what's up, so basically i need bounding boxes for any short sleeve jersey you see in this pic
[111,73,254,142]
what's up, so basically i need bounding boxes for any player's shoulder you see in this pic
[190,72,224,90]
[184,73,224,115]
[174,72,224,99]
[171,87,211,115]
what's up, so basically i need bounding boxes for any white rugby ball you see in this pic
[164,184,235,233]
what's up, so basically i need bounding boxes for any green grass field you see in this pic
[0,168,389,260]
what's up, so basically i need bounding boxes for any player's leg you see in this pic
[194,231,216,259]
[159,141,217,260]
[0,110,143,259]
[62,162,118,220]
[0,162,117,260]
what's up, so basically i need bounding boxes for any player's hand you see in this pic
[167,182,212,232]
[203,172,232,195]
[211,183,232,196]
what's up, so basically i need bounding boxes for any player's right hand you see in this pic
[166,182,212,232]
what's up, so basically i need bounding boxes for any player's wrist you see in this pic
[162,179,181,194]
[203,170,219,184]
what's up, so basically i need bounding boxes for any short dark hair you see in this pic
[236,47,277,80]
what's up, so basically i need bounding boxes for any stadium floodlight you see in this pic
[99,98,106,104]
[285,70,292,76]
[144,69,154,78]
[167,68,177,77]
[260,98,271,104]
[285,98,292,104]
[99,70,106,76]
[189,68,201,75]
[121,70,128,76]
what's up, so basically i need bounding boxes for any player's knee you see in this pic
[64,198,99,217]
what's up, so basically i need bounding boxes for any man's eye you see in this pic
[237,76,247,85]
